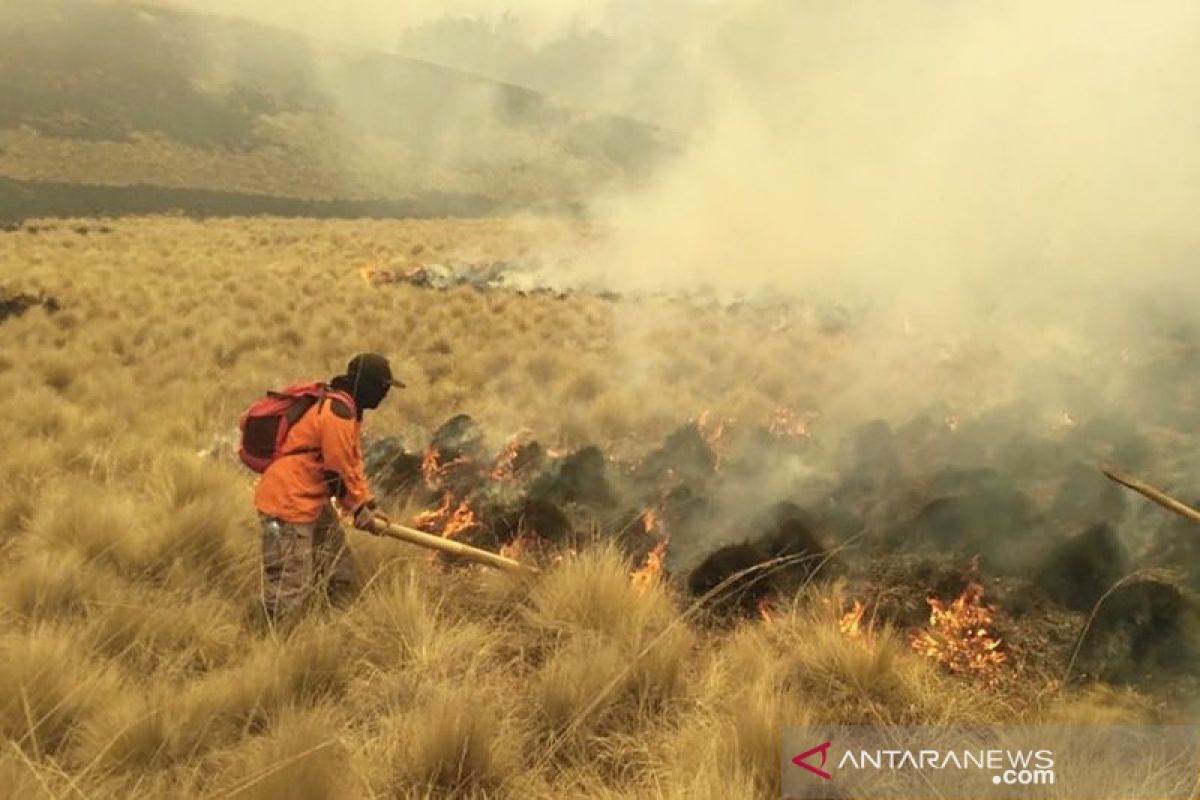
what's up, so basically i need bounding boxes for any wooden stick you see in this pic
[370,519,539,574]
[1101,467,1200,524]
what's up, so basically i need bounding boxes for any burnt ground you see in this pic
[363,400,1200,701]
[0,288,60,323]
[0,177,534,225]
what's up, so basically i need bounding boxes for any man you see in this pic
[253,352,404,623]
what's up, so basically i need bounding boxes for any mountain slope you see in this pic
[0,1,680,218]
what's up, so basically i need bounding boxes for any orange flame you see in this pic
[414,492,453,531]
[840,599,867,639]
[769,406,814,440]
[642,507,661,536]
[757,597,777,624]
[631,539,668,590]
[413,493,480,539]
[551,546,578,565]
[422,448,472,489]
[500,531,532,561]
[909,581,1007,684]
[489,431,533,481]
[442,500,480,540]
[420,448,442,488]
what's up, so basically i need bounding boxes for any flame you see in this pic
[413,493,479,539]
[442,500,480,540]
[909,581,1007,684]
[489,431,534,481]
[757,597,777,624]
[500,531,532,561]
[840,599,867,639]
[769,406,813,440]
[551,546,578,565]
[631,539,668,590]
[420,448,442,488]
[360,266,400,286]
[421,447,472,489]
[642,507,661,536]
[414,492,453,532]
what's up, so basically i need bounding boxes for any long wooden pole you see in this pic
[370,518,539,574]
[1101,467,1200,524]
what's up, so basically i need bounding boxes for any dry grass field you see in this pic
[0,216,1180,798]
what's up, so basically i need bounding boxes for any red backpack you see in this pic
[237,381,333,473]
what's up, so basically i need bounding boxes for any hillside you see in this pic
[0,1,680,220]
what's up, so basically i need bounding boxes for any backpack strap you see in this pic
[278,385,325,459]
[321,387,359,420]
[278,385,356,459]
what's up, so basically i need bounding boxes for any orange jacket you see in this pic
[253,387,374,523]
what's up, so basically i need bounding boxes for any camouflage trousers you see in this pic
[259,504,358,624]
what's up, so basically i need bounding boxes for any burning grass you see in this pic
[0,216,1195,797]
[909,580,1008,685]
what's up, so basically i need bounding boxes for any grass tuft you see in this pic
[0,628,120,757]
[376,687,519,797]
[217,708,355,800]
[22,478,151,574]
[0,550,108,623]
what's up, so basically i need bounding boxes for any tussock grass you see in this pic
[766,601,988,725]
[1038,683,1155,724]
[9,385,84,439]
[0,751,59,798]
[527,546,679,641]
[0,550,107,623]
[160,623,351,762]
[149,497,257,592]
[371,688,520,797]
[84,589,244,674]
[345,570,439,668]
[522,548,696,778]
[0,628,121,757]
[22,478,152,574]
[216,708,356,800]
[71,687,176,774]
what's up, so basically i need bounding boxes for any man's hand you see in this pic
[353,503,388,533]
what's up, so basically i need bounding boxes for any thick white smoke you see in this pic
[583,0,1200,317]
[157,0,1200,425]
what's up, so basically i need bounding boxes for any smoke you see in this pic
[141,0,1200,320]
[153,0,719,128]
[542,0,1200,441]
[147,0,1200,429]
[585,0,1200,313]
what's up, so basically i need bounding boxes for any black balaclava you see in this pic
[330,353,403,414]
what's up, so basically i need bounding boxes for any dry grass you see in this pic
[0,216,1169,798]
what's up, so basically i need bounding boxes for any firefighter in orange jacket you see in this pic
[254,353,403,623]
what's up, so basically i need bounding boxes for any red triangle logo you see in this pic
[792,741,832,780]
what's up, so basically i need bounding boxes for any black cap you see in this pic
[346,353,405,389]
